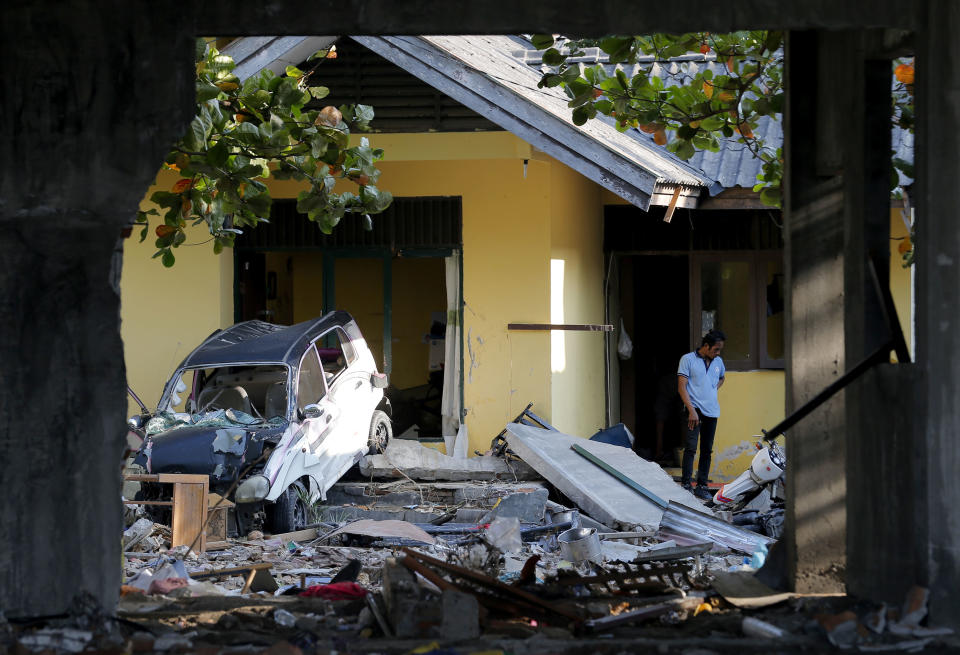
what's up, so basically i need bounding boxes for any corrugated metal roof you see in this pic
[518,40,913,192]
[519,44,782,193]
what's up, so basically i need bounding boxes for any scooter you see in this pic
[712,438,785,509]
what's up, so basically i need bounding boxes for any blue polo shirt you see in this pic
[677,350,725,418]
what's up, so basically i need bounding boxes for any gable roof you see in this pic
[224,35,719,210]
[353,35,721,210]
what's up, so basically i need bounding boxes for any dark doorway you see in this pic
[237,252,267,322]
[619,255,689,464]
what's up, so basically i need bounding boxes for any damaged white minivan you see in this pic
[129,312,391,535]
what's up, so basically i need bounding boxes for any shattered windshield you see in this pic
[145,408,286,436]
[160,364,289,419]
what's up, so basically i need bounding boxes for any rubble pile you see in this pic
[4,422,956,654]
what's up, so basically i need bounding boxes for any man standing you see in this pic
[677,329,726,499]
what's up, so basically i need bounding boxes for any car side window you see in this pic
[316,328,356,383]
[297,346,326,410]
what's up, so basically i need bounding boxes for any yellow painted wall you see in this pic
[366,153,553,452]
[548,161,606,437]
[889,205,913,357]
[704,370,787,480]
[390,257,447,390]
[121,169,233,417]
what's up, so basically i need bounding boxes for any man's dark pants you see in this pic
[682,407,718,486]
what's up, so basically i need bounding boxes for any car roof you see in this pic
[179,311,353,369]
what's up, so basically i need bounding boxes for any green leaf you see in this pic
[531,34,555,50]
[676,125,697,140]
[760,186,781,207]
[542,48,565,66]
[572,106,590,126]
[361,214,373,231]
[207,142,229,168]
[183,116,207,151]
[599,36,634,63]
[354,104,375,124]
[196,82,221,102]
[309,86,330,100]
[539,74,564,88]
[285,65,304,78]
[568,91,595,109]
[150,191,180,208]
[161,249,176,267]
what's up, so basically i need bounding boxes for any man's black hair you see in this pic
[701,329,726,347]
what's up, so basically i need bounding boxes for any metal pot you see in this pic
[558,527,601,563]
[549,509,581,528]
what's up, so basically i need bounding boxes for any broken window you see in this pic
[296,346,327,409]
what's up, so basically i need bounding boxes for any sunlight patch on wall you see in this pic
[551,258,565,373]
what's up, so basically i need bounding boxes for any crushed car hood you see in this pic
[133,422,287,485]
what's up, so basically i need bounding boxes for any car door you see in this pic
[292,344,344,485]
[321,327,373,457]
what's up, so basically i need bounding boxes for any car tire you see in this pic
[267,484,308,534]
[368,410,392,454]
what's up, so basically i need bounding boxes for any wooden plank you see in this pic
[507,323,613,332]
[190,562,273,579]
[266,527,319,542]
[123,474,160,483]
[171,480,208,553]
[157,473,210,484]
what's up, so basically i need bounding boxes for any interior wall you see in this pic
[335,258,386,369]
[291,253,324,323]
[390,257,446,390]
[549,160,605,437]
[263,252,294,325]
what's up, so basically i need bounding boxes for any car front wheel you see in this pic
[267,484,308,534]
[368,410,392,454]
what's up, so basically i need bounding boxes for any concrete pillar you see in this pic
[843,34,923,605]
[0,3,193,616]
[783,31,848,593]
[915,0,960,629]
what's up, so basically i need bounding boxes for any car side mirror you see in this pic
[371,373,389,389]
[302,404,324,419]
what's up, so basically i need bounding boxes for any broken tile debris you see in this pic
[8,419,955,655]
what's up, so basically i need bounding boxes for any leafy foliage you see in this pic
[534,32,786,206]
[136,41,392,266]
[533,33,915,217]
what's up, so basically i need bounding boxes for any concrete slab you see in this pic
[504,424,708,530]
[359,438,540,481]
[483,488,549,523]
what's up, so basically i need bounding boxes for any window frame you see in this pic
[689,250,784,371]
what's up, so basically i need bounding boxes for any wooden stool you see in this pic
[124,473,209,553]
